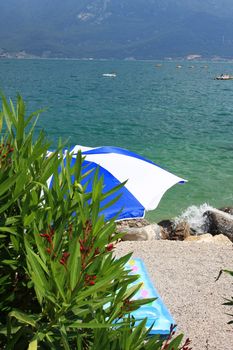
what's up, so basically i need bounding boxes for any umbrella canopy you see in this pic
[49,145,186,221]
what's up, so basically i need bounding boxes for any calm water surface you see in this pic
[1,59,233,221]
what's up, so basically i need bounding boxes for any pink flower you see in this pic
[106,243,114,252]
[59,252,70,266]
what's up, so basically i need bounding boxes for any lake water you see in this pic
[1,58,233,222]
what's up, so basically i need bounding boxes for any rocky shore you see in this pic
[116,206,233,243]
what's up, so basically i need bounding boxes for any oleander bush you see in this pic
[0,95,191,349]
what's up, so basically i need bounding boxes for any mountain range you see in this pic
[1,0,233,59]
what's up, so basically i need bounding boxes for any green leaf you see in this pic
[124,283,142,301]
[64,153,73,194]
[72,149,82,180]
[26,243,49,275]
[13,170,28,198]
[5,216,20,225]
[25,109,44,128]
[0,227,17,234]
[223,269,233,277]
[32,224,48,264]
[40,151,61,184]
[166,333,183,349]
[101,180,126,201]
[68,239,81,291]
[25,241,50,298]
[0,173,20,197]
[50,260,67,302]
[9,98,17,123]
[5,325,26,350]
[9,310,37,327]
[2,259,18,266]
[127,318,147,349]
[28,339,38,350]
[0,111,3,132]
[1,95,16,133]
[60,326,71,350]
[24,212,36,226]
[16,95,25,149]
[10,234,20,252]
[69,321,115,329]
[100,193,122,212]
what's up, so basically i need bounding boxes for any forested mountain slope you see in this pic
[1,0,233,58]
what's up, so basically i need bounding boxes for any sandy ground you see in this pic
[115,240,233,350]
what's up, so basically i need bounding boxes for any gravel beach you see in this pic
[115,240,233,350]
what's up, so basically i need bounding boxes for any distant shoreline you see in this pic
[1,55,233,63]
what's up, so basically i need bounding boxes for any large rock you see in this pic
[185,233,213,242]
[158,220,192,240]
[213,234,232,244]
[157,219,174,239]
[204,208,233,242]
[173,221,192,240]
[120,223,164,241]
[116,218,150,230]
[185,233,231,244]
[219,206,233,215]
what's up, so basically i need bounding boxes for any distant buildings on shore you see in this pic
[1,48,233,62]
[0,48,38,59]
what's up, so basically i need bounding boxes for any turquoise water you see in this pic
[1,59,233,222]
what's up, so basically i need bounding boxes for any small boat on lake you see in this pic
[215,74,233,80]
[102,73,117,78]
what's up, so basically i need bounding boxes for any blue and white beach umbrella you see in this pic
[49,145,186,221]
